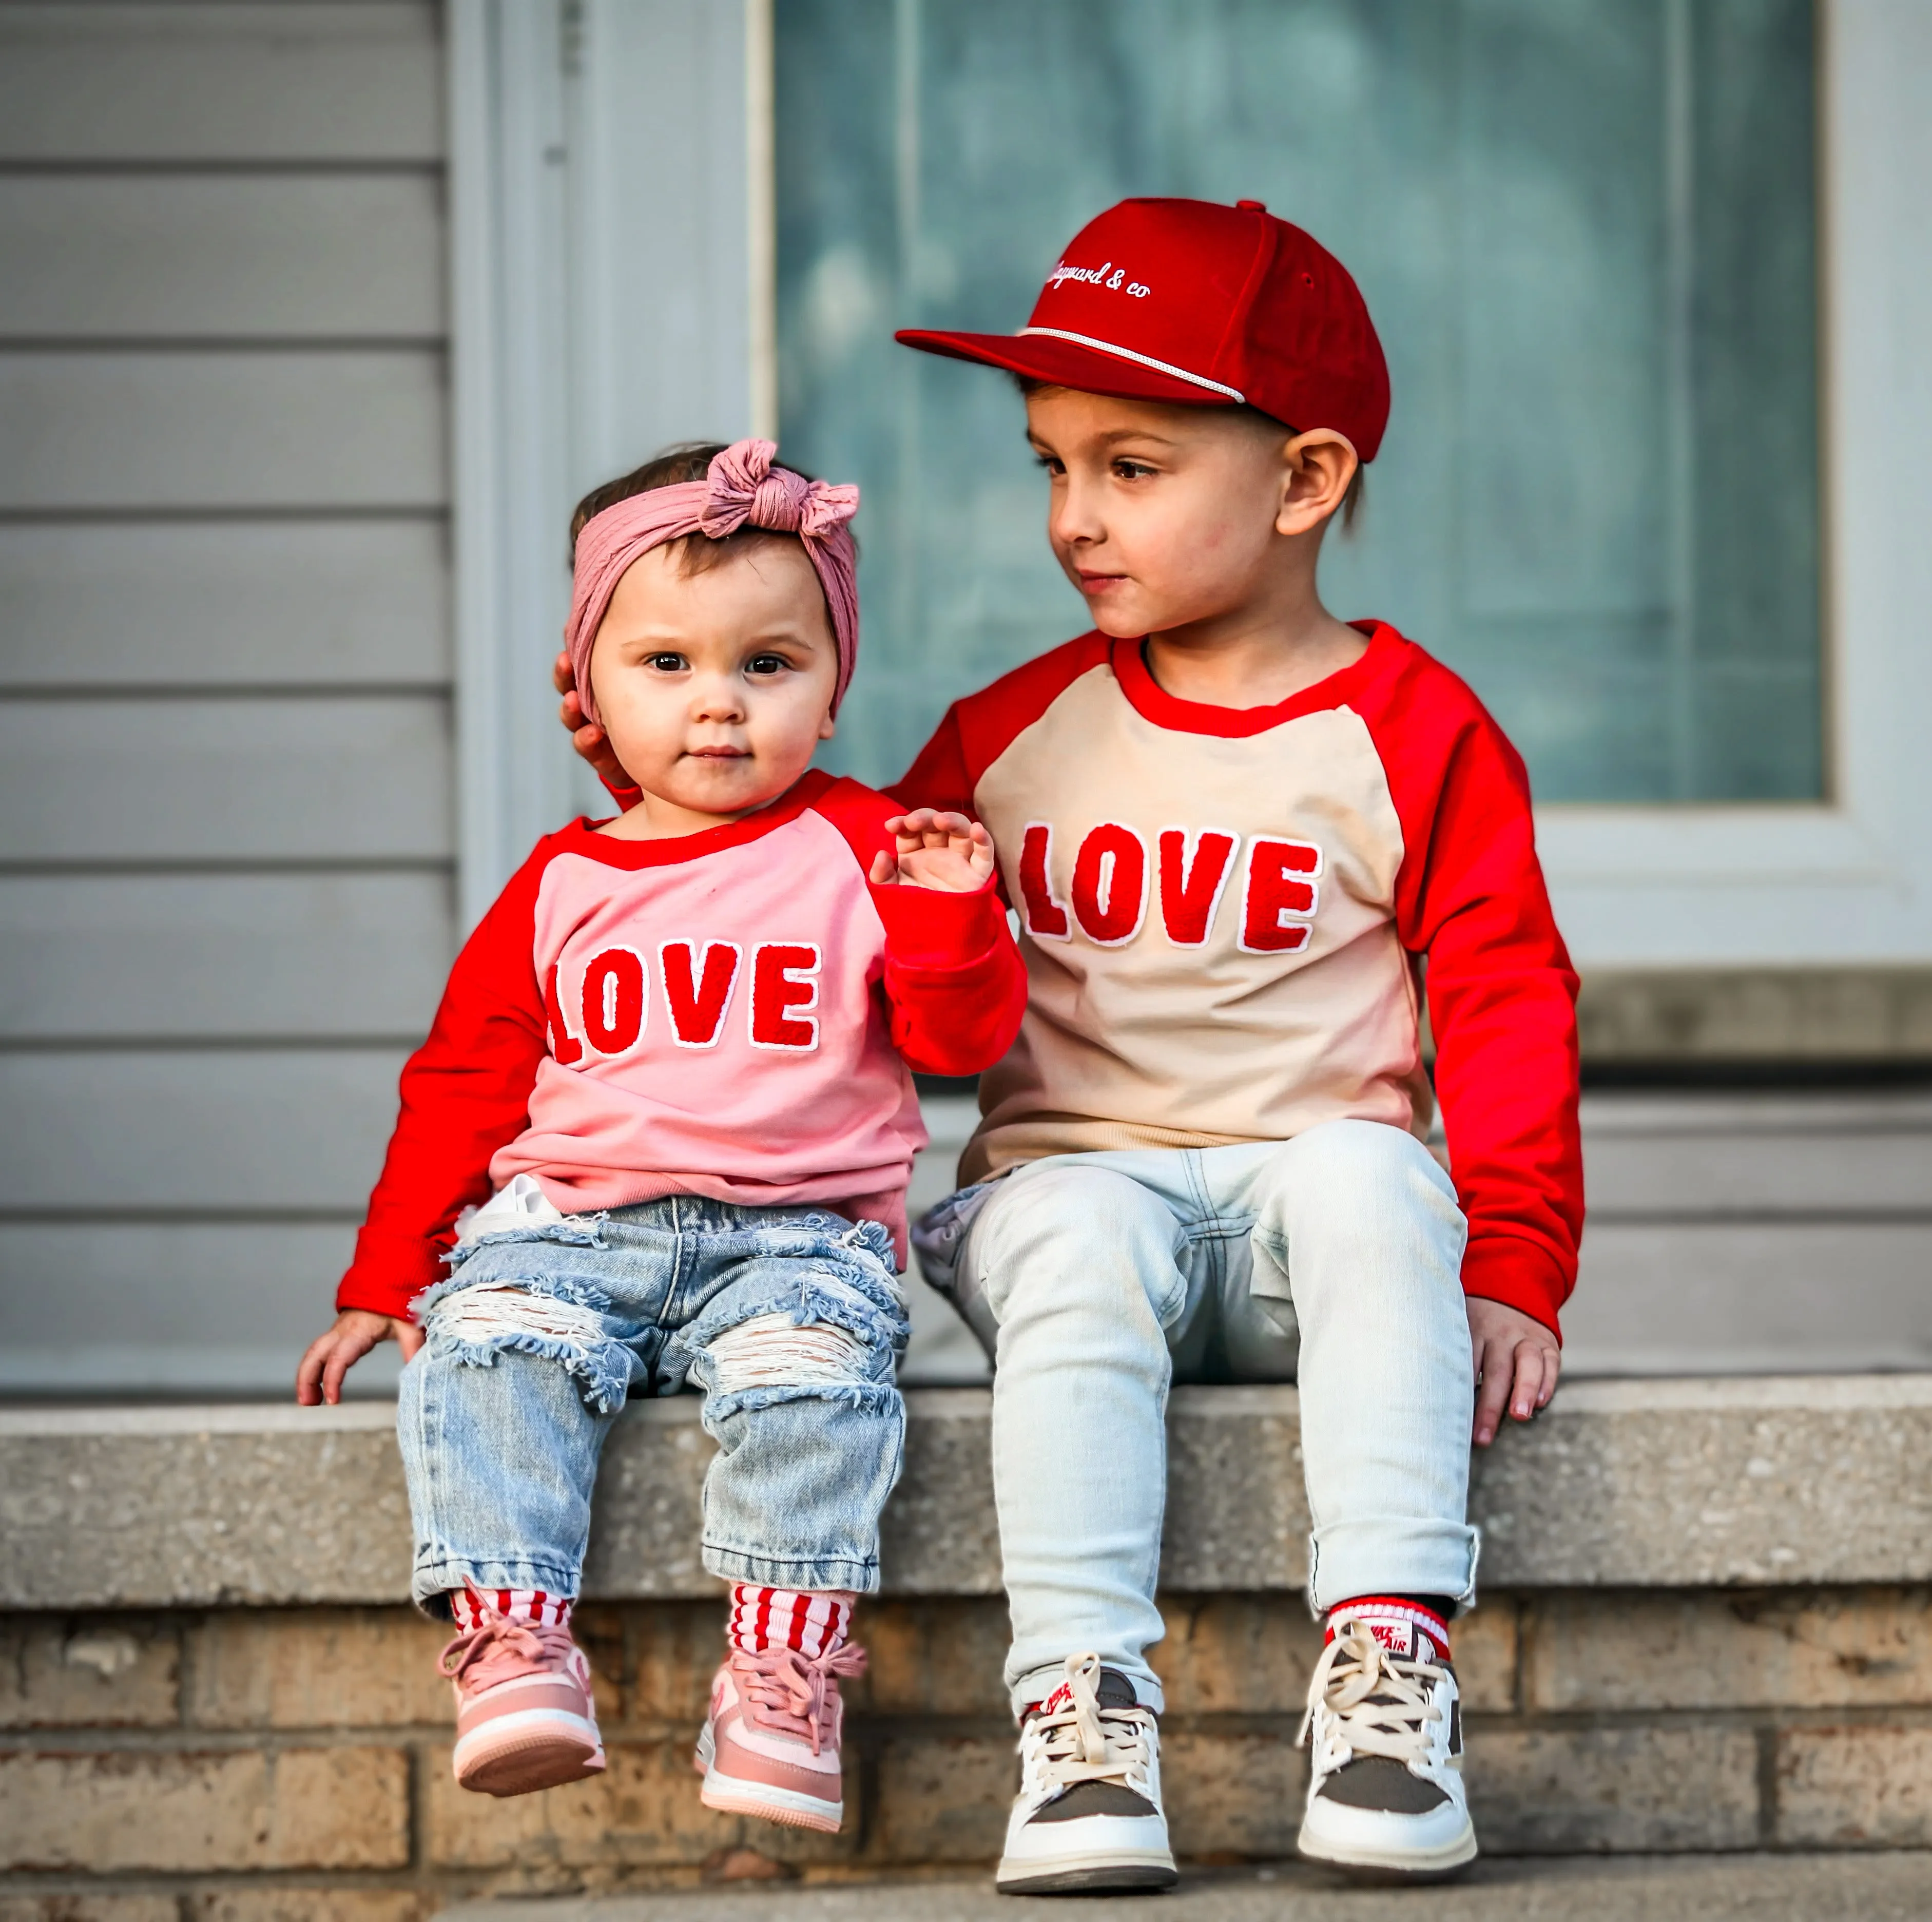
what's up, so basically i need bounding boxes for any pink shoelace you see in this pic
[729,1642,867,1756]
[438,1605,581,1697]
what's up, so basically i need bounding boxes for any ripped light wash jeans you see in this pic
[397,1198,909,1615]
[914,1119,1477,1714]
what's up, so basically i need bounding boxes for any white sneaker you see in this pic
[995,1654,1178,1895]
[1297,1614,1477,1878]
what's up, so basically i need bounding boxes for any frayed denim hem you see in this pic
[701,1545,881,1594]
[417,1272,633,1415]
[667,1272,909,1394]
[415,1264,617,1319]
[704,1378,903,1425]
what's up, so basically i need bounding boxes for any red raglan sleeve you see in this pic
[1377,665,1583,1337]
[869,879,1028,1075]
[334,844,554,1319]
[812,779,1027,1077]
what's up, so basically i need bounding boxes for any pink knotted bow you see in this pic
[564,439,861,728]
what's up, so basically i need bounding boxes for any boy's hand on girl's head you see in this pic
[1466,1297,1560,1448]
[296,1310,424,1408]
[553,649,632,792]
[871,810,998,893]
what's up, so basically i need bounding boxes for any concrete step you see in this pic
[444,1851,1932,1921]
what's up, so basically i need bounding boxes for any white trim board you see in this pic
[447,0,762,924]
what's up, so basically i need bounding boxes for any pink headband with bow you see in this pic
[565,438,861,727]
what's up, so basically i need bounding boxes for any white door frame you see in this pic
[447,0,1932,969]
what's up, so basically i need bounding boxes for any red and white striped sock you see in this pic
[1325,1595,1451,1665]
[447,1586,574,1633]
[727,1584,855,1659]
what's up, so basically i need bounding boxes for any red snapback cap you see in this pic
[897,196,1390,460]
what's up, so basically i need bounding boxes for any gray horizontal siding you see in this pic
[0,3,442,163]
[0,1048,407,1214]
[0,521,451,688]
[0,873,453,1040]
[1568,1221,1932,1373]
[0,1222,403,1397]
[0,0,456,1392]
[0,695,453,862]
[0,174,445,339]
[0,349,447,509]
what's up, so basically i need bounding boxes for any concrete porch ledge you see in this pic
[4,1375,1930,1610]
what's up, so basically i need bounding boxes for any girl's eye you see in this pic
[1033,454,1065,475]
[647,652,685,672]
[745,654,788,676]
[1112,459,1155,481]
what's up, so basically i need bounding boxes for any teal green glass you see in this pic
[776,0,1821,804]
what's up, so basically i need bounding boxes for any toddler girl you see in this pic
[296,439,1025,1832]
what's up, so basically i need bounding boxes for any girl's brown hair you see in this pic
[569,443,856,574]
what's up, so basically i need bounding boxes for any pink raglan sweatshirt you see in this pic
[336,771,1028,1319]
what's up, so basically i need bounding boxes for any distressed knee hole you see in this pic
[427,1284,606,1353]
[706,1313,870,1396]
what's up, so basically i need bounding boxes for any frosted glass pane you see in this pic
[776,0,1820,803]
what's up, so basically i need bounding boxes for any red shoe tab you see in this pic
[1325,1597,1450,1665]
[1030,1681,1077,1717]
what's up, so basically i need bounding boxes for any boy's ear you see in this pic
[1276,429,1360,539]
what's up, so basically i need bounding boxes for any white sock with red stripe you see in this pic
[448,1586,574,1633]
[727,1584,855,1659]
[1325,1595,1451,1665]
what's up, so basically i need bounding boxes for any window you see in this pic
[776,0,1821,805]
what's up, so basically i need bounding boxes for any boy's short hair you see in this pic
[1013,377,1365,530]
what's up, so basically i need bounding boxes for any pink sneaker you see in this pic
[694,1642,865,1832]
[439,1605,607,1797]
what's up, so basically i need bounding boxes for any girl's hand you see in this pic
[869,810,998,893]
[1466,1297,1561,1446]
[553,649,634,792]
[296,1310,424,1407]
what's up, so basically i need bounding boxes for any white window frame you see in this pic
[448,0,1932,968]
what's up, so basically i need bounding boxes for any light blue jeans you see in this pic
[396,1198,909,1614]
[914,1120,1477,1714]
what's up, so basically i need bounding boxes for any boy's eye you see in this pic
[1033,454,1066,476]
[1112,459,1156,481]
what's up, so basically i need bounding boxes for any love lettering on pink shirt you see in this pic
[1017,822,1323,953]
[546,939,821,1061]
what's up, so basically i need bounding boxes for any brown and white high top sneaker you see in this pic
[1297,1609,1476,1878]
[996,1654,1177,1895]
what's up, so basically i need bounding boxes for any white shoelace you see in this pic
[1022,1654,1156,1798]
[1297,1620,1446,1767]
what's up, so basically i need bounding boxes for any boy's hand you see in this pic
[553,649,633,792]
[1466,1297,1560,1447]
[870,810,998,893]
[296,1310,424,1407]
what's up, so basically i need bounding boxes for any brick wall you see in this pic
[3,1588,1929,1910]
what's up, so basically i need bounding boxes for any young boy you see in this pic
[561,202,1581,1889]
